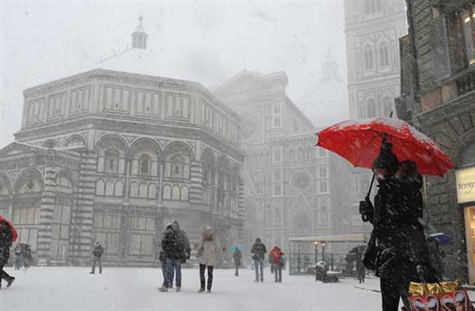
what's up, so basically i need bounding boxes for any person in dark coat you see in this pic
[0,220,15,289]
[159,224,173,289]
[360,144,436,311]
[356,253,365,284]
[90,241,104,274]
[251,238,267,282]
[159,221,186,292]
[233,248,242,277]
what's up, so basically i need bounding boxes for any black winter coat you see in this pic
[372,176,431,280]
[0,226,13,266]
[93,245,104,258]
[251,242,266,260]
[161,229,185,260]
[233,249,242,266]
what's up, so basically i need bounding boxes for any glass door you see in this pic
[464,207,475,284]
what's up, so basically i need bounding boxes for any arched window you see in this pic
[382,97,393,117]
[307,147,313,159]
[365,0,382,15]
[139,183,148,198]
[114,181,124,197]
[172,185,180,200]
[321,207,328,225]
[171,156,185,178]
[105,150,119,172]
[139,155,151,175]
[379,43,390,69]
[105,180,114,196]
[96,180,105,196]
[181,186,189,201]
[298,148,304,161]
[149,184,157,199]
[289,149,295,161]
[267,151,272,164]
[163,185,171,200]
[366,99,377,118]
[130,183,139,198]
[364,46,374,71]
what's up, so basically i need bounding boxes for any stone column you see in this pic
[74,150,97,264]
[37,154,57,266]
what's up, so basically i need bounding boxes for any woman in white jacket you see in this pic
[197,226,216,293]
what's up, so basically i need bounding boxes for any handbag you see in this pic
[363,229,381,271]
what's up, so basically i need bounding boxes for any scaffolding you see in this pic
[288,234,367,276]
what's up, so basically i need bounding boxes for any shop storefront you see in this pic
[457,167,475,284]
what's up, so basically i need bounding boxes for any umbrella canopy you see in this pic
[229,245,244,252]
[427,233,452,246]
[316,117,455,176]
[0,215,18,242]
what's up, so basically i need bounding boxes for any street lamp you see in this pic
[313,241,319,264]
[321,242,326,262]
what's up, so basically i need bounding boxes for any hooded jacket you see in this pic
[270,247,285,266]
[198,226,216,267]
[172,220,191,262]
[251,238,267,260]
[93,243,104,258]
[161,225,184,260]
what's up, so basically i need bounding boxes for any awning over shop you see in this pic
[289,234,367,243]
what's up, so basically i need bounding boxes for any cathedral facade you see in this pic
[0,68,245,266]
[343,0,408,235]
[212,71,333,250]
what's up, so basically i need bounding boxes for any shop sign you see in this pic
[456,167,475,204]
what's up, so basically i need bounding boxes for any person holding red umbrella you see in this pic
[360,143,437,311]
[0,219,16,289]
[316,116,455,311]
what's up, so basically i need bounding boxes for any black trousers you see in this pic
[0,265,12,285]
[91,256,102,273]
[199,264,214,291]
[274,265,282,282]
[380,276,411,311]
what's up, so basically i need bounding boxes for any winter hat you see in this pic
[172,220,181,230]
[256,238,261,243]
[372,142,399,174]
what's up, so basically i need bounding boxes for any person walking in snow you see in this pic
[0,220,15,289]
[251,238,267,282]
[270,246,285,283]
[160,220,187,292]
[197,226,216,293]
[359,144,437,311]
[233,248,242,277]
[356,254,365,284]
[90,241,104,274]
[159,224,173,289]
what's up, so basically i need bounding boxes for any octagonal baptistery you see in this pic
[0,68,245,266]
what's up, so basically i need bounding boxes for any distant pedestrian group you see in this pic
[85,221,285,293]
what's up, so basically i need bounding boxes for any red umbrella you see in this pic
[0,215,18,242]
[316,117,455,177]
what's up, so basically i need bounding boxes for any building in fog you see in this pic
[212,71,338,250]
[343,0,407,236]
[396,0,475,284]
[0,18,245,266]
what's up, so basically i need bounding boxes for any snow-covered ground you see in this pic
[0,267,383,311]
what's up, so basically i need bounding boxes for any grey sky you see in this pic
[1,0,347,148]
